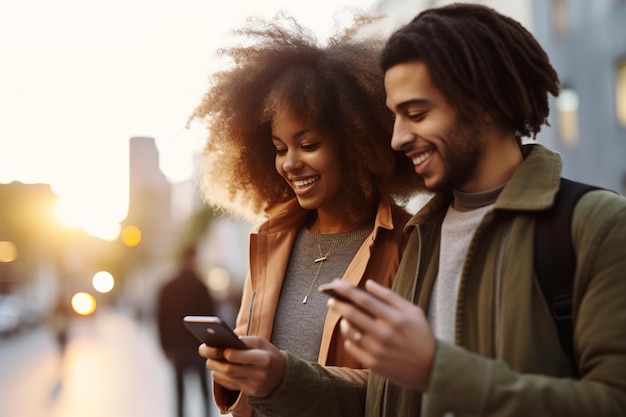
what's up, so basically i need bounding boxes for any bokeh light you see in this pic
[92,271,115,293]
[207,267,231,292]
[0,241,18,262]
[121,225,142,247]
[71,292,97,316]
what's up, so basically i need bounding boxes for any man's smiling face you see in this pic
[385,60,484,193]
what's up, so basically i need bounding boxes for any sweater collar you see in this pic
[254,198,398,236]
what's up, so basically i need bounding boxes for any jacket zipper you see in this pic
[245,292,256,336]
[493,222,512,355]
[381,226,424,417]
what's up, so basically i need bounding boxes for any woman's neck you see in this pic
[310,209,375,234]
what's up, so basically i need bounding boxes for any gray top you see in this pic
[270,219,374,362]
[429,184,504,343]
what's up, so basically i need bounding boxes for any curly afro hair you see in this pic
[190,12,424,220]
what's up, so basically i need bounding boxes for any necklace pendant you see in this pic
[302,295,308,304]
[314,256,327,263]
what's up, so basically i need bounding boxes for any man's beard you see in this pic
[429,116,483,193]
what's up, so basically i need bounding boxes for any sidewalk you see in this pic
[0,307,224,417]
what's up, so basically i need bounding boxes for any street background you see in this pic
[0,307,225,417]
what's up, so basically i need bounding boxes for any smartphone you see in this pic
[318,283,353,303]
[183,315,248,350]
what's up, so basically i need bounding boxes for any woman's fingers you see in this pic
[200,336,287,398]
[198,343,226,361]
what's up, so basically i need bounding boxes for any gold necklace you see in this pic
[302,226,341,304]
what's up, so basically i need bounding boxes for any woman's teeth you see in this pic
[293,176,319,188]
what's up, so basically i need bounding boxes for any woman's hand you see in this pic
[198,336,287,398]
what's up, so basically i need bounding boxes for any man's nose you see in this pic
[391,119,415,151]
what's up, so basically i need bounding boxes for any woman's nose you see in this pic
[282,151,303,172]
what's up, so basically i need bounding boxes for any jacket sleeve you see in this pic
[212,270,255,416]
[248,352,366,417]
[424,191,626,417]
[425,341,626,416]
[213,356,369,417]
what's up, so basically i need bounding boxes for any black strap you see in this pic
[534,178,599,377]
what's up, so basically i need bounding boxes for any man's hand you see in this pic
[198,336,286,398]
[326,280,436,391]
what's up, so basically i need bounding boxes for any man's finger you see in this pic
[365,280,418,312]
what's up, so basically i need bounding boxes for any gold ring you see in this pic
[353,331,363,344]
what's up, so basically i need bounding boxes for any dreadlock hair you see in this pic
[380,3,560,141]
[190,12,423,221]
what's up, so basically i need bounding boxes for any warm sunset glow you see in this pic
[92,271,115,294]
[0,0,377,221]
[83,222,121,242]
[55,196,122,241]
[121,225,142,247]
[71,292,97,316]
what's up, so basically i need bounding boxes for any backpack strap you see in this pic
[534,178,600,377]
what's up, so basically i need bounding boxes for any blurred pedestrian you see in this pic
[49,295,72,355]
[156,246,216,417]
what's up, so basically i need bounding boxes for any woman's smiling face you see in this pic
[271,109,346,213]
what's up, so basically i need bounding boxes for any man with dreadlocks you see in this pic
[228,3,626,417]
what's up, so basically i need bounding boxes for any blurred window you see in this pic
[617,59,626,128]
[556,87,580,147]
[552,0,569,37]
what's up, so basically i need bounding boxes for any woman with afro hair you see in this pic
[191,13,424,417]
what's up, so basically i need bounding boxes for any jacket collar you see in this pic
[254,199,309,234]
[254,198,398,236]
[494,143,562,212]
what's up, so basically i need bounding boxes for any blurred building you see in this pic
[126,136,173,263]
[122,136,252,320]
[0,182,90,334]
[121,137,174,316]
[531,0,626,195]
[0,182,58,293]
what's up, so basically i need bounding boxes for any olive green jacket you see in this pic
[249,144,626,416]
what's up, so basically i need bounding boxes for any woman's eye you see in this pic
[301,143,319,152]
[274,148,287,156]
